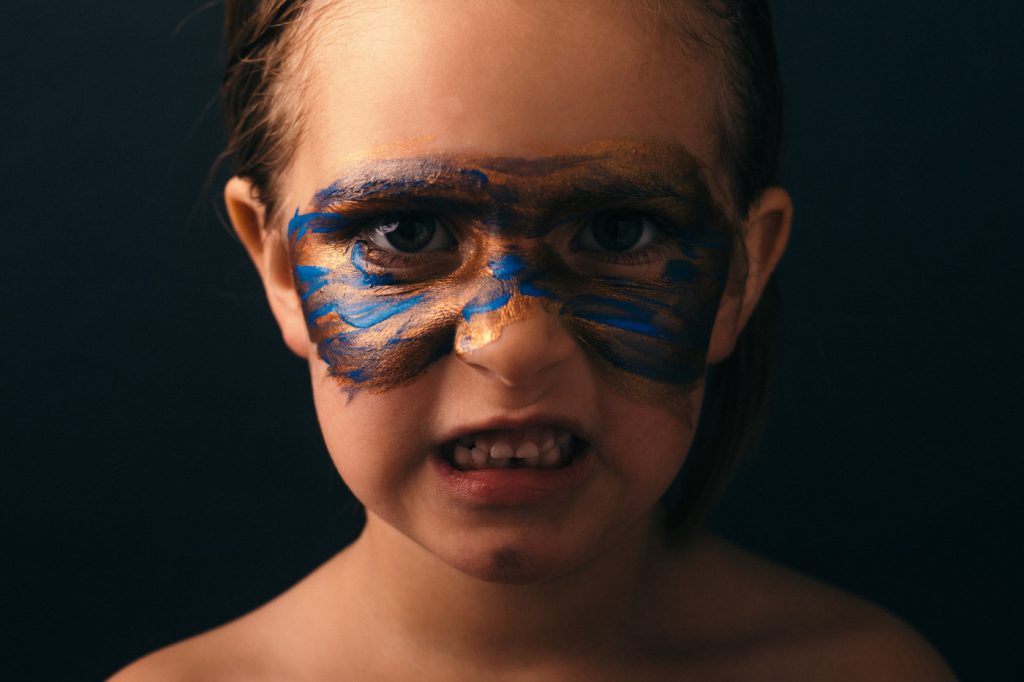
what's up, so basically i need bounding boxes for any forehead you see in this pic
[286,0,724,207]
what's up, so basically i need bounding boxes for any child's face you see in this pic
[265,0,742,582]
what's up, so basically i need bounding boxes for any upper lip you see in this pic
[436,412,591,447]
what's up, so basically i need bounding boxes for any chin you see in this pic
[425,519,616,585]
[446,544,575,585]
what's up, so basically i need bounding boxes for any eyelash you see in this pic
[583,238,676,266]
[358,241,440,268]
[337,210,680,270]
[569,210,681,266]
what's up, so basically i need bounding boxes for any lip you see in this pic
[430,442,594,506]
[435,414,591,447]
[431,413,594,506]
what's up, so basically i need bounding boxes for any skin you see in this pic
[112,0,955,679]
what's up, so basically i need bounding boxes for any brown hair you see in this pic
[220,0,785,535]
[221,0,310,224]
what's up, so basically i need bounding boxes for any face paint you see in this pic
[287,141,732,401]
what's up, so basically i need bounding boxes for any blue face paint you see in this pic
[287,141,732,399]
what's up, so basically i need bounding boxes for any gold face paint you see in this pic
[288,140,732,401]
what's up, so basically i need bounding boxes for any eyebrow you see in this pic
[313,160,491,208]
[303,144,720,235]
[315,146,716,192]
[524,171,708,210]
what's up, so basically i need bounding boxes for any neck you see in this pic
[344,512,665,665]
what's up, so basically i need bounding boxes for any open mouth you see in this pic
[441,426,585,471]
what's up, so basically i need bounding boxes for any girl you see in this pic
[115,0,954,678]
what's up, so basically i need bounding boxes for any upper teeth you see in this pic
[451,428,575,470]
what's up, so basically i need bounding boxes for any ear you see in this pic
[224,176,309,359]
[707,186,792,363]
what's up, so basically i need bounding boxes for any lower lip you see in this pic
[431,445,594,506]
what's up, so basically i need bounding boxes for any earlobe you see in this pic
[707,187,792,364]
[224,177,310,359]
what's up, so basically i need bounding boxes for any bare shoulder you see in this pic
[108,553,350,681]
[106,610,285,682]
[107,626,251,679]
[812,610,959,681]
[653,534,958,680]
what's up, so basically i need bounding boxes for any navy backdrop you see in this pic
[2,2,1021,679]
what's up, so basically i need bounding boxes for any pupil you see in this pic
[385,216,434,252]
[594,213,642,251]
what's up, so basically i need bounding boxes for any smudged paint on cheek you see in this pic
[288,208,459,391]
[563,250,730,394]
[289,209,728,398]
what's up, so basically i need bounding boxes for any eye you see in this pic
[575,212,659,252]
[364,214,455,253]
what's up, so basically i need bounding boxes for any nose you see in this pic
[455,302,576,387]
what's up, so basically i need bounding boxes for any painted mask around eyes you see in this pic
[287,141,733,403]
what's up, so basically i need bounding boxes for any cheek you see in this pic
[562,259,725,386]
[290,213,456,394]
[590,379,705,520]
[289,201,730,404]
[308,368,441,506]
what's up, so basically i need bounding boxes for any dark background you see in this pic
[2,1,1021,679]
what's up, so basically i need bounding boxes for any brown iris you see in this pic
[377,215,441,252]
[588,212,647,251]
